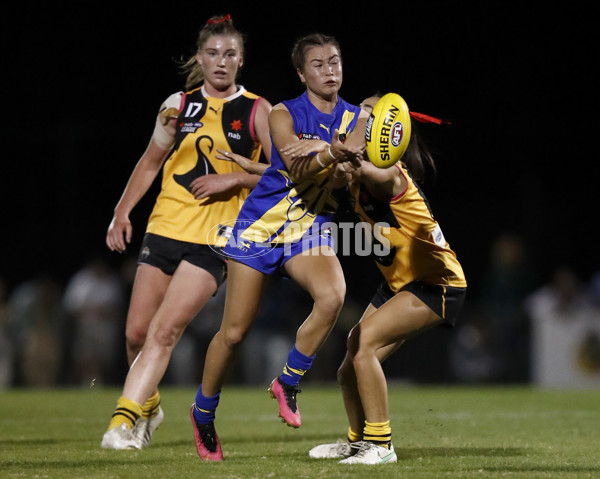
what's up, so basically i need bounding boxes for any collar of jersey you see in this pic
[201,85,246,102]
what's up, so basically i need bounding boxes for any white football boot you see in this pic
[101,423,141,450]
[132,405,164,448]
[339,441,397,465]
[309,439,359,459]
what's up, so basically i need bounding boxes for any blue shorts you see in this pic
[223,227,335,275]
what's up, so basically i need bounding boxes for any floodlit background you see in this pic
[1,2,598,390]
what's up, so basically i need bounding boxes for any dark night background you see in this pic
[1,2,597,384]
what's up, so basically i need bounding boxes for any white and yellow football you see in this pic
[364,93,412,168]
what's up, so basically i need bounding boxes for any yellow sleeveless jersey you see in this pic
[350,163,467,293]
[146,86,263,246]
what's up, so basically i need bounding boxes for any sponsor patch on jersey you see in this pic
[433,224,446,247]
[179,121,203,133]
[298,132,322,140]
[216,224,233,239]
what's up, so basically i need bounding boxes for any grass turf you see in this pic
[1,384,599,478]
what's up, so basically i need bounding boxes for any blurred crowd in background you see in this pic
[1,231,599,390]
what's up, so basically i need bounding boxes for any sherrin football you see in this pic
[364,93,412,169]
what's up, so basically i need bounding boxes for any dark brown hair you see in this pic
[402,122,436,182]
[290,33,341,72]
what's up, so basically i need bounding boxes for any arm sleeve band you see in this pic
[151,92,183,151]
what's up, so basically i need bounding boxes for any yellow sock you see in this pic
[107,396,143,431]
[363,420,392,448]
[142,391,161,419]
[347,426,362,443]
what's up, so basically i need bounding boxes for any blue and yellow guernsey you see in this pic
[232,92,362,245]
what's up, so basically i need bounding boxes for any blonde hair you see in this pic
[179,15,245,90]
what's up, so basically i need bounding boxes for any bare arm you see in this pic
[106,140,171,253]
[269,105,364,181]
[216,148,269,175]
[352,160,406,199]
[253,97,273,163]
[190,171,261,199]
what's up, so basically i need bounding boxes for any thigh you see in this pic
[283,246,345,298]
[220,259,269,333]
[356,291,443,352]
[126,263,172,336]
[149,260,219,333]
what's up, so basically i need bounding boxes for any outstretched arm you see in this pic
[106,140,171,253]
[352,160,406,199]
[269,104,364,181]
[216,149,269,175]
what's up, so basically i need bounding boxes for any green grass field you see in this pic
[1,384,599,478]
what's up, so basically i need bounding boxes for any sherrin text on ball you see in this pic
[364,93,412,168]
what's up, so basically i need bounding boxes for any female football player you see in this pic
[308,96,467,465]
[190,33,368,461]
[101,14,272,450]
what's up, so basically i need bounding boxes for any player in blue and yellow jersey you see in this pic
[309,97,467,465]
[101,15,272,452]
[190,33,369,461]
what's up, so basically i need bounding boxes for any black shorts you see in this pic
[138,233,227,287]
[371,280,466,326]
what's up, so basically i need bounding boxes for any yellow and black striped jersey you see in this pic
[350,162,467,293]
[146,85,263,246]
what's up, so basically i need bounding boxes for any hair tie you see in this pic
[409,111,452,125]
[207,14,231,25]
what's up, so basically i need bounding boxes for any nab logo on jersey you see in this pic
[228,119,243,140]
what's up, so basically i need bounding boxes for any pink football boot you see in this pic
[268,378,301,428]
[190,405,223,461]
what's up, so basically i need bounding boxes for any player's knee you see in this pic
[220,325,249,350]
[345,326,360,357]
[351,340,377,368]
[337,359,354,387]
[153,323,184,349]
[125,326,146,354]
[313,282,345,318]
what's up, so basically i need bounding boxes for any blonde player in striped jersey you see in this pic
[101,15,271,451]
[308,97,467,465]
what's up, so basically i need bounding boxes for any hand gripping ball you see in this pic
[364,93,412,168]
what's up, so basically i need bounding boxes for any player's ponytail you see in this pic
[402,123,436,183]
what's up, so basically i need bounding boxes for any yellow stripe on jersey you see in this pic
[441,285,447,320]
[338,110,355,139]
[240,169,338,244]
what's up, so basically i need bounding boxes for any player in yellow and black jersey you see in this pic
[101,15,271,454]
[309,97,467,465]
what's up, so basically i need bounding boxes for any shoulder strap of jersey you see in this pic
[249,97,262,143]
[179,92,187,115]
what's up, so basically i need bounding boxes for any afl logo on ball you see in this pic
[391,122,404,147]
